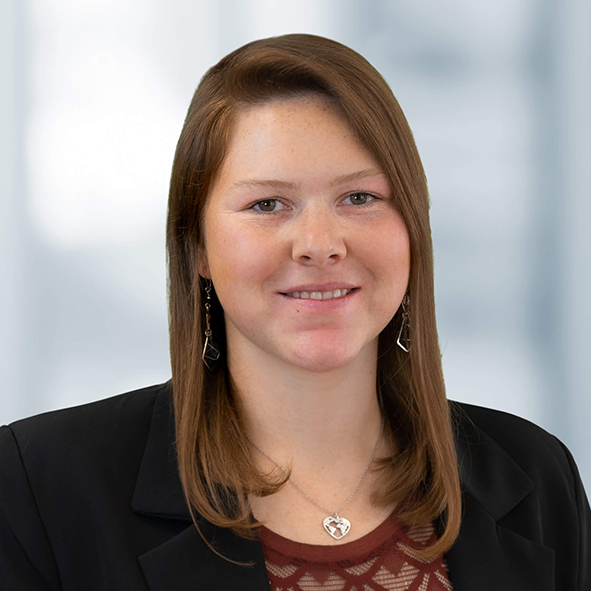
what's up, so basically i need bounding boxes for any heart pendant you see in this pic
[323,515,351,540]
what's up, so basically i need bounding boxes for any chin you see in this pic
[286,342,363,374]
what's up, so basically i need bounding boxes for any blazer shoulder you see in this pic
[450,400,577,491]
[0,382,173,590]
[449,401,591,589]
[451,400,561,448]
[2,381,170,472]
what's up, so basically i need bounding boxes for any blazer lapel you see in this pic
[131,383,270,591]
[445,403,555,591]
[137,520,270,591]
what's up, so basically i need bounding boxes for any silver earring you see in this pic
[202,280,221,370]
[396,294,410,353]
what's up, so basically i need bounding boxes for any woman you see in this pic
[1,34,589,591]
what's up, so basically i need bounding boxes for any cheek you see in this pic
[361,219,411,287]
[205,220,281,294]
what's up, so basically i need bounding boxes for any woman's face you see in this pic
[199,94,410,374]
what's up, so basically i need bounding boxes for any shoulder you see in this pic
[446,401,591,588]
[0,382,173,588]
[450,400,572,475]
[0,382,171,504]
[451,400,564,453]
[2,381,168,462]
[449,400,586,521]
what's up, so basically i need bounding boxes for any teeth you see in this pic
[286,289,352,300]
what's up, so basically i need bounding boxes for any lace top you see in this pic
[259,511,453,591]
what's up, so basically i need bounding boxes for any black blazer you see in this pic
[0,381,589,591]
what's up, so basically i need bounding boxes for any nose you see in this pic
[291,208,347,265]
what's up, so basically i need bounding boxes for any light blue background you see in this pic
[2,0,590,494]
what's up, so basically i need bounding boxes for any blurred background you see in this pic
[2,0,590,492]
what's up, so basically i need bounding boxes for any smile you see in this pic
[283,288,355,300]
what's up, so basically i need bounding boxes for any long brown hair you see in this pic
[167,33,461,560]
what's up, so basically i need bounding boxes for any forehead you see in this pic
[232,94,350,144]
[214,95,382,188]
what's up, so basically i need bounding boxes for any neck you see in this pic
[228,339,384,476]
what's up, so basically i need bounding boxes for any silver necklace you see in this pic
[249,415,385,540]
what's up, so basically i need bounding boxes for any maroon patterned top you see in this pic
[259,511,453,591]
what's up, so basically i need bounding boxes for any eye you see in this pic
[343,192,376,206]
[250,199,287,214]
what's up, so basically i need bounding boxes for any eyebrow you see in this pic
[229,169,387,192]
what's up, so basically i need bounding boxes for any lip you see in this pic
[279,283,359,294]
[278,287,359,310]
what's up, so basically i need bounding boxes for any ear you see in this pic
[197,243,210,279]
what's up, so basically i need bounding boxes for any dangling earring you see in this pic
[396,294,410,353]
[202,279,221,370]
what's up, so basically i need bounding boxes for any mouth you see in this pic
[280,287,359,301]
